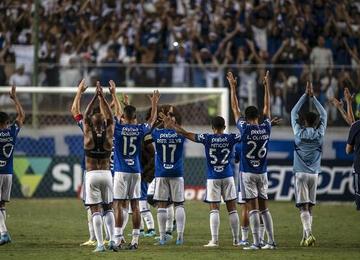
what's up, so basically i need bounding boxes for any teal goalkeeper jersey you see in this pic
[291,94,327,174]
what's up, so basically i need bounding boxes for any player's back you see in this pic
[113,121,150,173]
[237,118,271,174]
[151,128,185,177]
[0,123,20,174]
[196,133,240,179]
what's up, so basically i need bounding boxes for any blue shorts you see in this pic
[140,180,148,201]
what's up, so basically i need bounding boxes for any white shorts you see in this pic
[84,170,113,206]
[154,177,184,203]
[147,179,156,196]
[0,174,12,202]
[236,172,246,204]
[114,172,141,200]
[240,172,268,200]
[295,172,318,207]
[205,176,237,203]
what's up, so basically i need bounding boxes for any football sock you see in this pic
[0,208,7,235]
[87,208,96,241]
[209,209,220,242]
[157,208,167,240]
[142,211,155,230]
[104,210,115,242]
[241,226,249,241]
[122,207,129,231]
[92,212,104,247]
[175,205,186,241]
[249,210,260,246]
[259,223,265,242]
[229,210,240,242]
[261,209,275,244]
[140,217,145,232]
[131,229,140,245]
[166,205,175,233]
[300,210,311,238]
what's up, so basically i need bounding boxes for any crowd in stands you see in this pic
[1,0,360,124]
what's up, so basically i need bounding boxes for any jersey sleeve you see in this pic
[347,122,360,145]
[11,122,21,137]
[194,133,207,144]
[142,123,151,133]
[231,133,242,144]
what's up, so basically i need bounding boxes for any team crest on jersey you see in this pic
[2,143,14,158]
[163,163,174,169]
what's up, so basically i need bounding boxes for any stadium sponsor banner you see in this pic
[10,157,355,201]
[185,159,355,202]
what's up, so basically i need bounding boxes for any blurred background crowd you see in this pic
[1,0,360,125]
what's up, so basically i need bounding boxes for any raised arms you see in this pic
[226,71,241,122]
[96,82,113,125]
[262,70,271,118]
[108,80,123,121]
[147,90,161,127]
[70,79,87,117]
[9,86,25,127]
[331,97,352,125]
[159,112,196,142]
[344,88,355,124]
[291,81,310,133]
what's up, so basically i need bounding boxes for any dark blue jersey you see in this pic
[195,133,241,179]
[347,120,360,173]
[113,122,151,173]
[151,128,186,178]
[0,122,20,174]
[236,117,271,174]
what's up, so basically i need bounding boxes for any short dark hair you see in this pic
[304,112,318,127]
[123,105,137,120]
[245,106,259,121]
[92,106,100,115]
[0,112,9,125]
[211,116,225,130]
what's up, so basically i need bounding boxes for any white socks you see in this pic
[175,206,186,241]
[86,208,95,241]
[122,207,129,231]
[229,210,240,242]
[157,208,167,240]
[0,208,7,235]
[142,211,155,230]
[300,210,312,238]
[249,210,260,246]
[166,205,175,233]
[261,209,275,244]
[92,212,104,247]
[140,217,145,231]
[259,223,265,242]
[131,229,140,245]
[209,209,220,242]
[241,226,249,241]
[103,210,115,242]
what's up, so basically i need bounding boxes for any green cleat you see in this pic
[93,245,106,252]
[0,233,11,246]
[305,234,316,247]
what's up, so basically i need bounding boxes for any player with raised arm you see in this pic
[151,109,186,246]
[70,79,97,247]
[0,86,25,246]
[291,81,327,246]
[82,83,117,253]
[227,71,276,250]
[160,113,241,247]
[112,90,160,250]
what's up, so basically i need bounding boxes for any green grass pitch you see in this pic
[0,199,359,259]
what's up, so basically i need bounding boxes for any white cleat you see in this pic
[261,243,277,250]
[243,244,261,250]
[203,240,219,247]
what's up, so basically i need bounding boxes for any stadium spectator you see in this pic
[310,36,334,80]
